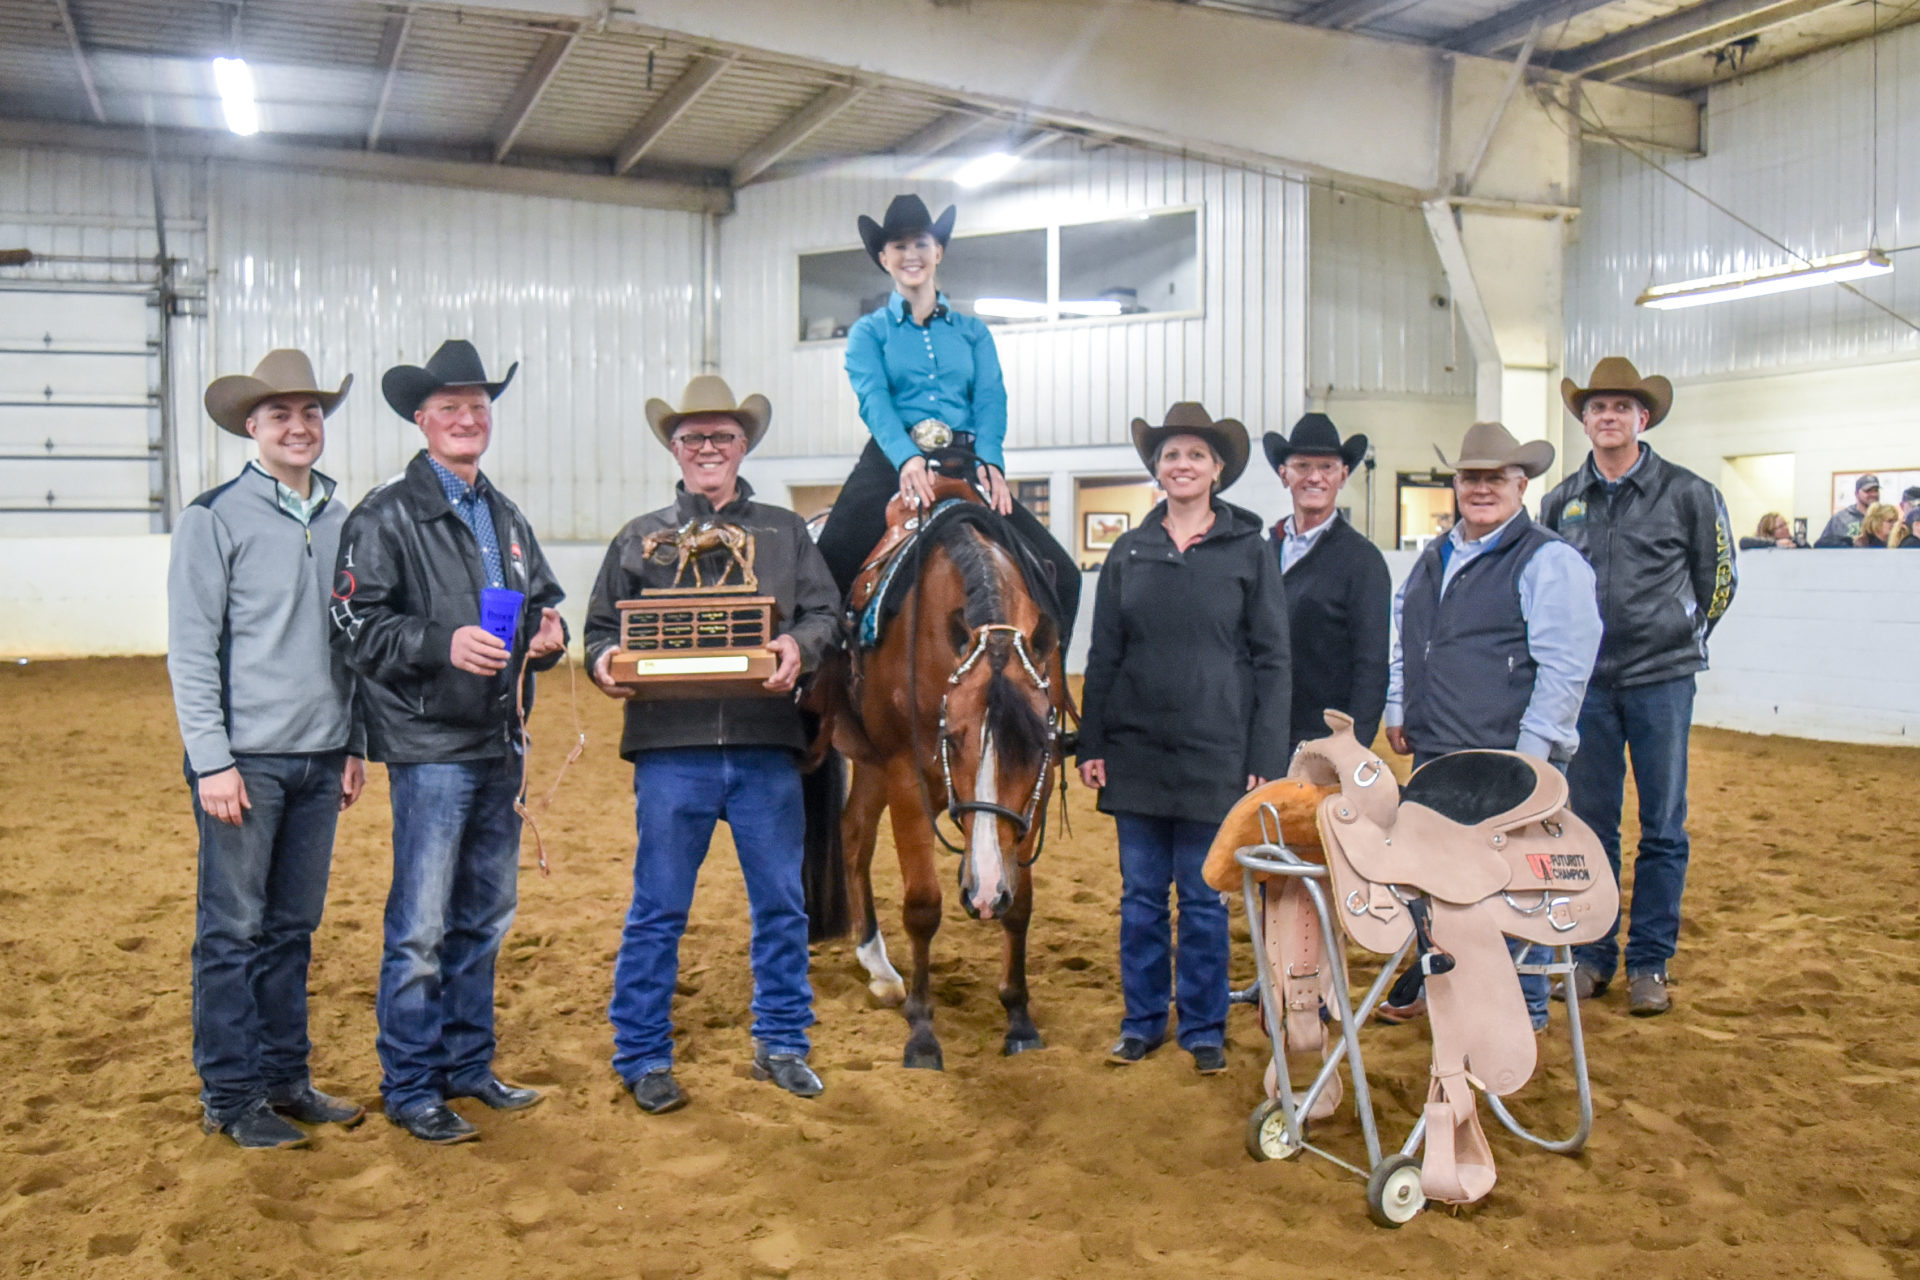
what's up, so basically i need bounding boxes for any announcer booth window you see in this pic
[1057,208,1201,321]
[797,229,1048,342]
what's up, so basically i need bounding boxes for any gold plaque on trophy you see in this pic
[606,519,784,698]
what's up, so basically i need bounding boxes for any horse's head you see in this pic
[939,610,1060,922]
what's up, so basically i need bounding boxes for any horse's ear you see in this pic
[1030,613,1058,662]
[947,609,971,656]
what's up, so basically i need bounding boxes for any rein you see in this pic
[512,640,587,877]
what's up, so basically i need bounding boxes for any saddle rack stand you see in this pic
[1233,800,1597,1228]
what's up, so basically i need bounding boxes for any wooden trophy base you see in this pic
[609,593,784,700]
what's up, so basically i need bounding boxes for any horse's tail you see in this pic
[800,744,850,941]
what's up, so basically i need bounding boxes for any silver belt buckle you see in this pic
[910,418,954,451]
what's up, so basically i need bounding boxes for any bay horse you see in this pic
[805,474,1070,1070]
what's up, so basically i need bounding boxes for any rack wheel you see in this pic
[1244,1098,1304,1162]
[1365,1155,1426,1227]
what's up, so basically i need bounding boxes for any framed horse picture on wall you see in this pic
[1084,511,1130,551]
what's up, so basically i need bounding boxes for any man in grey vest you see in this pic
[1379,421,1601,1028]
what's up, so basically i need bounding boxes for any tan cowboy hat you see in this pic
[645,375,771,452]
[204,349,351,437]
[1130,402,1251,490]
[1435,421,1556,479]
[1561,356,1673,428]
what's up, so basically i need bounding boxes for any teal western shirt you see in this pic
[843,290,1009,470]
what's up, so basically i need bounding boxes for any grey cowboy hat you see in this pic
[204,349,351,437]
[1435,421,1555,479]
[382,340,518,421]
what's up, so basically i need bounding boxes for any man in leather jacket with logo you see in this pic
[330,340,566,1144]
[1540,358,1736,1018]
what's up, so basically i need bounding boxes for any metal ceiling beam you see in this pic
[1556,0,1853,79]
[1296,0,1428,31]
[0,116,732,214]
[730,81,868,186]
[612,52,734,175]
[51,0,106,124]
[889,110,986,157]
[491,27,579,162]
[1446,0,1617,55]
[366,8,413,150]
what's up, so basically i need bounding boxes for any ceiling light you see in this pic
[954,151,1019,188]
[1635,249,1892,310]
[1056,300,1125,317]
[972,297,1052,320]
[212,57,260,137]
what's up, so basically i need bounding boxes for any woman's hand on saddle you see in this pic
[898,456,937,510]
[763,634,802,694]
[1077,758,1106,789]
[590,648,637,701]
[528,607,566,659]
[976,463,1013,516]
[198,767,251,827]
[1385,726,1410,756]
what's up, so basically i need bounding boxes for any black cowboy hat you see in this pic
[857,194,957,269]
[1130,402,1250,490]
[382,339,518,421]
[1263,412,1368,473]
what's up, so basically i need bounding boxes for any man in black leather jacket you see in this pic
[330,340,566,1144]
[1541,358,1736,1018]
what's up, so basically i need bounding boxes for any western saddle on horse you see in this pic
[1203,711,1618,1213]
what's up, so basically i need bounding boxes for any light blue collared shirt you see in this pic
[1279,513,1337,573]
[1384,510,1602,760]
[843,290,1010,471]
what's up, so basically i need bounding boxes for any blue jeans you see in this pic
[1114,812,1229,1050]
[378,755,523,1117]
[191,752,344,1122]
[1567,675,1696,979]
[610,747,813,1083]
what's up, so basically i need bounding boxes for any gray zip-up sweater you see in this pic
[167,462,361,776]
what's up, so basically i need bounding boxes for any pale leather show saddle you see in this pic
[1203,711,1618,1206]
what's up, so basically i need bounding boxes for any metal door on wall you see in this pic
[0,285,164,536]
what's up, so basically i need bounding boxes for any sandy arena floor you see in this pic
[1,656,1917,1279]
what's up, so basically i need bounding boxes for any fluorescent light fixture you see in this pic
[972,297,1052,320]
[212,57,260,136]
[954,151,1019,188]
[1635,249,1892,310]
[1057,299,1125,317]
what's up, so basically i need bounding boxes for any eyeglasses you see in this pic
[672,431,746,452]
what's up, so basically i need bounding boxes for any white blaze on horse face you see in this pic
[967,726,1008,916]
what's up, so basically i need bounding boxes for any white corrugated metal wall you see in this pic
[206,165,706,540]
[719,146,1312,459]
[1565,21,1920,379]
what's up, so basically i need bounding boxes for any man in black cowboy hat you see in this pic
[171,349,367,1149]
[330,339,567,1143]
[583,375,841,1115]
[1262,413,1391,757]
[1541,357,1736,1017]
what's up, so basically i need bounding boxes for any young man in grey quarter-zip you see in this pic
[168,349,368,1150]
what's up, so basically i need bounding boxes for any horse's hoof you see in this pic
[868,978,907,1008]
[902,1046,945,1071]
[1003,1033,1046,1057]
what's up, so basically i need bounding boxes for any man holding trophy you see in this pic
[584,375,840,1115]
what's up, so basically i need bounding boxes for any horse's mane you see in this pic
[930,519,1052,773]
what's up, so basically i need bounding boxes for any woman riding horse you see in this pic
[814,194,1080,642]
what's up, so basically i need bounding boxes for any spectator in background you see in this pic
[1816,474,1880,546]
[1855,503,1900,548]
[1738,512,1798,551]
[1899,487,1920,547]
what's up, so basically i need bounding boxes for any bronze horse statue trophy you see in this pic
[805,467,1073,1069]
[640,518,757,591]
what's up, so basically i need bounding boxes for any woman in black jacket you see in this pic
[1077,403,1290,1074]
